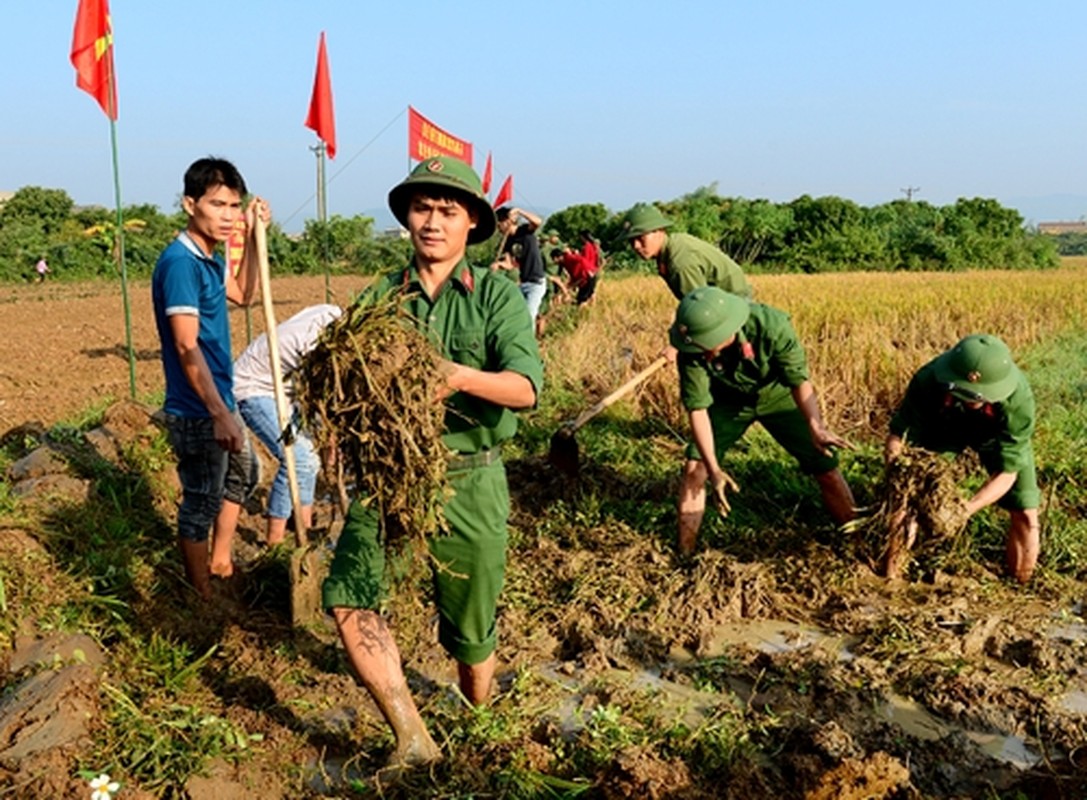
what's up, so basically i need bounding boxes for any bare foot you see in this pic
[388,733,442,768]
[209,561,234,579]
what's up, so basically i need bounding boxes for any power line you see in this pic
[280,107,407,228]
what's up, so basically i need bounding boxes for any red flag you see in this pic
[304,32,337,159]
[481,152,493,195]
[70,0,117,119]
[492,175,513,209]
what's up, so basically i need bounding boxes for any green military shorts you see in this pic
[684,386,839,475]
[322,458,509,665]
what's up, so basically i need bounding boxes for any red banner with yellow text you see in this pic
[408,106,473,165]
[225,217,247,277]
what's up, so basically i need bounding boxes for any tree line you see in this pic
[0,184,1059,283]
[544,186,1059,274]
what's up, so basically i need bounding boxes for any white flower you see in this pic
[89,773,120,800]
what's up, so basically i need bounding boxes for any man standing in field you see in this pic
[151,157,267,598]
[883,334,1039,583]
[622,203,752,303]
[322,157,543,766]
[669,286,855,554]
[494,205,548,330]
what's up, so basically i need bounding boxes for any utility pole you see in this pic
[901,186,920,201]
[311,142,331,301]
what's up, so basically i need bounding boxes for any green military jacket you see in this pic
[365,258,544,454]
[678,303,809,411]
[659,232,753,301]
[889,359,1035,474]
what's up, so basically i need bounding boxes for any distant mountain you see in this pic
[1005,194,1087,226]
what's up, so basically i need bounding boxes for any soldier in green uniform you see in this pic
[322,157,544,766]
[622,203,752,302]
[669,286,855,554]
[884,334,1039,583]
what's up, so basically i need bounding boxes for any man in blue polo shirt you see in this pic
[152,157,268,598]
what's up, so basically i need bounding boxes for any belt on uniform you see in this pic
[447,447,502,471]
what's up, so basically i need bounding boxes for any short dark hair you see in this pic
[183,157,247,201]
[550,247,563,259]
[580,229,593,240]
[495,206,512,222]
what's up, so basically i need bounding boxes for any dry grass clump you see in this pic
[294,295,450,546]
[848,445,972,576]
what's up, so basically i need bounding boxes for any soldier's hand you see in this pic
[710,470,740,517]
[811,425,854,457]
[435,359,461,403]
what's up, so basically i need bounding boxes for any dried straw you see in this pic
[294,294,451,548]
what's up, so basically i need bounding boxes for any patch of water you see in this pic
[304,755,370,796]
[1048,621,1087,643]
[1060,690,1087,714]
[881,692,1041,769]
[535,662,736,732]
[695,619,858,662]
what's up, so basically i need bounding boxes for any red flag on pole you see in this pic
[304,32,337,159]
[492,175,513,209]
[481,152,493,195]
[70,0,117,119]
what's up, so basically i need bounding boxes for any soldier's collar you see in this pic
[402,258,476,295]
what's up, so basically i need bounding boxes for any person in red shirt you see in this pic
[550,245,598,306]
[579,230,600,274]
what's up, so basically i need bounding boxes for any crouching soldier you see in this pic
[670,286,855,555]
[884,334,1039,583]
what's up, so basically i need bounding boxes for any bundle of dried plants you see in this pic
[294,294,451,549]
[847,445,972,576]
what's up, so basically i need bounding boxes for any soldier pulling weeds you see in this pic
[883,334,1039,582]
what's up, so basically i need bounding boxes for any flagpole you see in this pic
[106,50,136,400]
[312,141,330,302]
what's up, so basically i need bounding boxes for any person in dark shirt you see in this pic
[494,206,547,328]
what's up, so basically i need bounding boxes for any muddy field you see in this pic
[2,277,1086,798]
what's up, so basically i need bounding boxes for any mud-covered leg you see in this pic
[179,537,211,599]
[210,499,241,577]
[332,607,441,766]
[457,652,496,705]
[1006,508,1039,584]
[678,459,709,555]
[814,468,856,525]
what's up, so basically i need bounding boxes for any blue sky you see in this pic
[5,1,1087,231]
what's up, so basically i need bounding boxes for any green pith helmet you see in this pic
[934,334,1020,403]
[388,157,496,244]
[670,286,751,353]
[620,203,674,239]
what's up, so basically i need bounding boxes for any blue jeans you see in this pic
[239,395,319,520]
[519,280,547,324]
[164,410,257,542]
